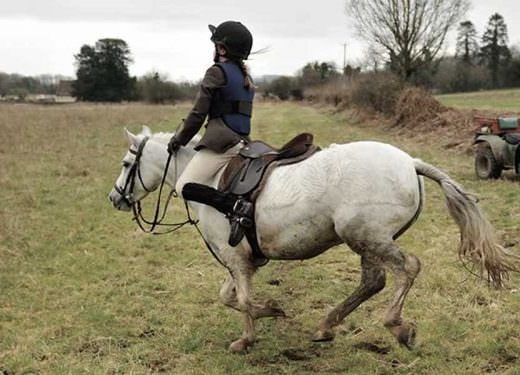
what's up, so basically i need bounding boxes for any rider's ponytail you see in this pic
[236,60,253,91]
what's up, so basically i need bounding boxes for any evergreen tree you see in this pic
[480,13,511,88]
[456,21,479,64]
[73,39,136,102]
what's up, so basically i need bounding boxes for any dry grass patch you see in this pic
[0,102,519,374]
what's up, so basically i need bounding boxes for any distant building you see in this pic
[26,94,57,103]
[57,80,74,96]
[56,80,76,103]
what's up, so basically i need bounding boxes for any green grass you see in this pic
[0,102,519,374]
[436,88,520,112]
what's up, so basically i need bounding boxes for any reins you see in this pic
[131,142,197,235]
[117,135,226,267]
[114,136,193,234]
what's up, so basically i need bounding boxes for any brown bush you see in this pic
[391,86,475,151]
[392,87,447,128]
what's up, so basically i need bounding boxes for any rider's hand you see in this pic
[168,136,181,154]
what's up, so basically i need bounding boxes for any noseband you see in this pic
[114,136,196,234]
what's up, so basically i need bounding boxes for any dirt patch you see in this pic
[281,348,313,361]
[352,341,391,355]
[139,350,178,373]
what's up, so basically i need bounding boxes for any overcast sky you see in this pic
[0,0,519,81]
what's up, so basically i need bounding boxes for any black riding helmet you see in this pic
[209,21,253,60]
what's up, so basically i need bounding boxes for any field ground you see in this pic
[436,88,520,112]
[1,102,519,374]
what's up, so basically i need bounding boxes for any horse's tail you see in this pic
[414,159,519,288]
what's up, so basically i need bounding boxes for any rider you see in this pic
[168,21,255,247]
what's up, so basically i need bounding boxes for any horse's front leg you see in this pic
[227,266,256,353]
[219,274,285,319]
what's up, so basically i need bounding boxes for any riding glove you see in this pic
[168,136,181,154]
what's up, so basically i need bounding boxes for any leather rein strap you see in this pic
[116,136,194,235]
[117,136,227,267]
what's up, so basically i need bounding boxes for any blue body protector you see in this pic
[211,62,254,135]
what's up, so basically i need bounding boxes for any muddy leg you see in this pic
[312,254,386,342]
[219,274,285,319]
[224,268,257,353]
[380,244,421,349]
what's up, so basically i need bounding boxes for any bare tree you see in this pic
[346,0,469,80]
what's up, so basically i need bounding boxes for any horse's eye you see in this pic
[122,161,131,168]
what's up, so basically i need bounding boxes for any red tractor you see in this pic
[473,116,520,179]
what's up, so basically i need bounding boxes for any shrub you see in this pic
[265,76,295,100]
[304,78,352,107]
[433,58,491,93]
[350,72,404,115]
[137,73,196,104]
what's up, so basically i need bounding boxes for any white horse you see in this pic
[109,126,518,352]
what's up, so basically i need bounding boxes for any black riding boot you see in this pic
[182,183,253,246]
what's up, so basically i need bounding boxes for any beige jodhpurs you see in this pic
[175,142,243,198]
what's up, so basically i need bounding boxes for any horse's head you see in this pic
[108,126,158,211]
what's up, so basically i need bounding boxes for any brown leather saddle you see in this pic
[219,133,320,266]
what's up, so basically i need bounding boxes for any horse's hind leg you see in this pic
[219,274,286,319]
[379,243,421,349]
[312,253,386,342]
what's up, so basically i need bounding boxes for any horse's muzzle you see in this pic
[108,190,132,211]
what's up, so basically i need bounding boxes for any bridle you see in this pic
[114,136,196,234]
[114,135,227,267]
[114,136,152,206]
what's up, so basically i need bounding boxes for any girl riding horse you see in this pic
[168,21,256,247]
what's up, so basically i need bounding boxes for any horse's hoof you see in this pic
[229,338,253,353]
[396,324,417,349]
[312,328,335,342]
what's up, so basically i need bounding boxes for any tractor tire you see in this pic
[475,144,502,179]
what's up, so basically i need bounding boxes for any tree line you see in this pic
[0,38,198,103]
[2,2,518,103]
[0,73,68,99]
[437,13,520,92]
[262,7,520,100]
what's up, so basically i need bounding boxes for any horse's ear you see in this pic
[141,125,152,137]
[125,128,139,147]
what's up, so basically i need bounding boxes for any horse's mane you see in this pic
[150,132,174,144]
[149,131,202,147]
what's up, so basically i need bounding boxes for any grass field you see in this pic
[436,88,520,112]
[1,102,519,374]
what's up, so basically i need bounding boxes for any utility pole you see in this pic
[342,42,347,73]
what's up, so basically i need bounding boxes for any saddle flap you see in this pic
[230,158,268,196]
[219,133,319,196]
